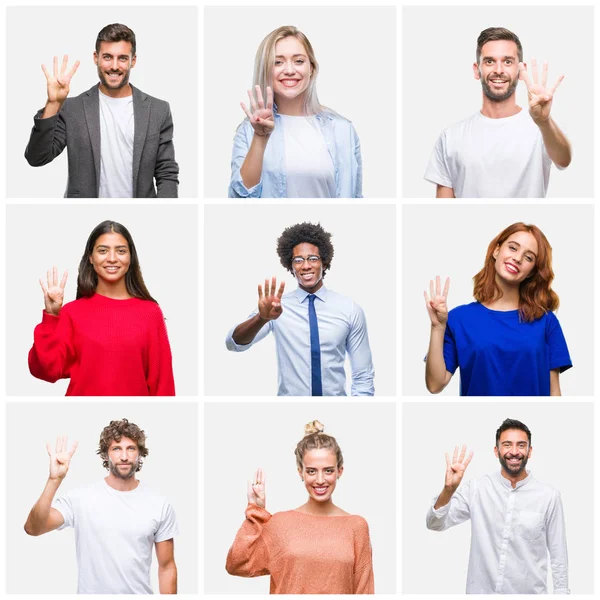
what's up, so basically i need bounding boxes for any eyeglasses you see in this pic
[292,255,321,266]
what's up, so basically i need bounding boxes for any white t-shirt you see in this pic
[424,109,553,198]
[53,480,178,594]
[281,114,336,198]
[99,90,135,198]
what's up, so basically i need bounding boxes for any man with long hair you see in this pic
[24,419,178,593]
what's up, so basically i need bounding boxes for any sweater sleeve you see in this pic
[226,503,271,578]
[146,305,175,396]
[353,517,375,594]
[28,310,74,383]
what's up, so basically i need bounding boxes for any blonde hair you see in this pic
[253,25,322,116]
[294,420,343,469]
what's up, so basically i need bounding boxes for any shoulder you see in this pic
[318,110,358,134]
[448,302,479,321]
[439,112,481,137]
[60,296,93,315]
[347,514,370,533]
[133,86,170,109]
[529,475,560,497]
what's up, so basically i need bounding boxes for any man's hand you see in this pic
[520,59,564,124]
[42,55,80,105]
[46,436,78,481]
[258,277,285,321]
[444,444,473,491]
[247,468,266,509]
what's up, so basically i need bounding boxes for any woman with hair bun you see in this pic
[226,420,374,594]
[229,25,362,198]
[424,222,571,396]
[28,220,175,396]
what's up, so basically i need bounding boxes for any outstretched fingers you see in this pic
[464,450,474,468]
[549,74,564,95]
[276,280,285,299]
[240,101,253,120]
[519,62,532,89]
[67,59,80,79]
[443,277,450,298]
[266,86,274,110]
[68,440,79,458]
[59,270,68,290]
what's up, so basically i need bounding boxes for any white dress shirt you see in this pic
[426,471,569,594]
[226,285,374,396]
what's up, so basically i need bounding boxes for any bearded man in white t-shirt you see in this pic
[24,419,179,594]
[424,27,571,198]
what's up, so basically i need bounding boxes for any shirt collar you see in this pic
[295,285,328,303]
[495,469,533,490]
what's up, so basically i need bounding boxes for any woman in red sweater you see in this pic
[226,420,374,594]
[29,220,175,396]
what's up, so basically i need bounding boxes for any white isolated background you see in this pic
[6,204,198,396]
[402,401,594,594]
[6,401,198,594]
[402,5,594,198]
[203,6,397,198]
[402,204,593,396]
[204,204,396,396]
[6,6,198,198]
[204,401,396,594]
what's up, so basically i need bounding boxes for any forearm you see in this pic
[158,562,177,594]
[41,100,64,119]
[433,486,456,510]
[232,313,269,345]
[537,118,571,168]
[240,134,269,189]
[24,477,61,535]
[425,325,450,393]
[550,369,561,396]
[436,184,455,198]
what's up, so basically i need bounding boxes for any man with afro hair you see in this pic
[226,222,374,396]
[24,419,178,593]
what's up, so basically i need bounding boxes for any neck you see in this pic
[299,280,324,294]
[480,94,521,119]
[301,496,337,515]
[105,474,139,492]
[99,82,133,99]
[483,275,520,310]
[275,93,306,116]
[500,468,528,489]
[95,280,132,299]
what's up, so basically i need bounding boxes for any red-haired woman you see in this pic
[424,223,571,396]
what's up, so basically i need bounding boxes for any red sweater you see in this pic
[29,293,175,396]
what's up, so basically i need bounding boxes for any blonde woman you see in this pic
[229,26,362,198]
[226,421,374,593]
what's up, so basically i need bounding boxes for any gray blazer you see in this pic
[25,84,179,198]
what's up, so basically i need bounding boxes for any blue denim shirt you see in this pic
[229,110,362,198]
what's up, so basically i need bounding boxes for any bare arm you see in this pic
[550,369,561,396]
[156,539,177,594]
[24,436,77,536]
[232,313,270,345]
[537,118,571,168]
[436,184,455,198]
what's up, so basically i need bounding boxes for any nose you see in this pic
[111,57,119,71]
[283,60,296,75]
[495,60,505,74]
[107,250,117,262]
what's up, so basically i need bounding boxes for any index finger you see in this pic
[519,62,532,89]
[68,440,79,458]
[443,277,450,298]
[549,74,564,95]
[541,61,548,88]
[277,280,285,299]
[266,86,273,110]
[41,63,51,81]
[255,85,265,109]
[68,59,80,78]
[60,54,69,75]
[60,270,68,290]
[463,450,474,468]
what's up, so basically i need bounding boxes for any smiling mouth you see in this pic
[280,79,300,87]
[313,486,329,495]
[504,262,519,274]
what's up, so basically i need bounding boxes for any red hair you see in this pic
[473,223,559,322]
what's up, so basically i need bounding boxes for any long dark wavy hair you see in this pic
[76,220,156,302]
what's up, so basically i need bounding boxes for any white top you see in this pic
[99,90,135,198]
[426,471,569,594]
[280,114,336,198]
[53,479,178,594]
[424,109,553,198]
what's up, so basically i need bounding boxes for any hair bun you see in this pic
[304,420,325,436]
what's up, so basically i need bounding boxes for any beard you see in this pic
[97,66,131,90]
[108,457,138,479]
[498,452,529,477]
[480,71,519,102]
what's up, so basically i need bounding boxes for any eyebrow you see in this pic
[96,244,128,249]
[275,54,307,59]
[482,55,517,61]
[506,241,537,257]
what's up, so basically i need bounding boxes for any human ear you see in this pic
[93,51,98,66]
[492,244,500,260]
[473,62,481,80]
[337,466,344,479]
[298,467,304,482]
[493,446,499,459]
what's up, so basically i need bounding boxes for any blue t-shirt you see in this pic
[443,302,572,396]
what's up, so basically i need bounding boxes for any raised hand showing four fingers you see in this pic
[241,85,275,137]
[444,444,474,491]
[46,435,78,481]
[247,467,266,508]
[42,55,80,105]
[519,59,564,124]
[258,277,285,321]
[424,276,450,328]
[39,266,68,317]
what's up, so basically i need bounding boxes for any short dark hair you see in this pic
[97,418,149,471]
[96,23,136,55]
[276,222,334,276]
[476,27,523,64]
[495,418,532,446]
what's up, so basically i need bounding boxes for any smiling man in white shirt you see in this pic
[226,222,374,396]
[426,418,569,594]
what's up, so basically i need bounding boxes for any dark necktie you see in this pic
[308,294,323,396]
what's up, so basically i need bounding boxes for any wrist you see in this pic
[42,100,63,119]
[431,322,447,333]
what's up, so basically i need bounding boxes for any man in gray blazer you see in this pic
[25,23,179,198]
